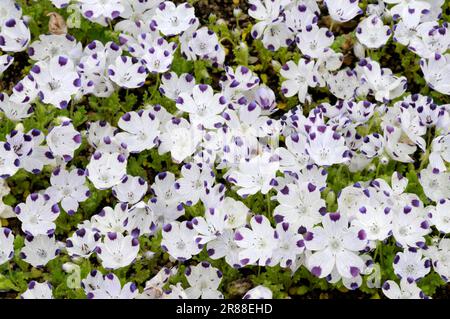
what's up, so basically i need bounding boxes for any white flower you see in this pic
[21,281,53,299]
[430,198,450,233]
[112,175,147,204]
[108,56,148,88]
[225,152,279,197]
[324,0,363,23]
[304,213,368,279]
[0,54,13,74]
[426,238,450,282]
[66,227,100,258]
[273,181,326,230]
[356,15,392,49]
[0,92,33,122]
[234,215,278,266]
[30,55,81,109]
[280,59,321,103]
[185,262,223,299]
[352,204,393,241]
[79,0,124,24]
[152,1,196,36]
[273,222,305,268]
[91,203,129,235]
[382,279,427,299]
[86,152,127,189]
[46,166,89,215]
[306,125,350,166]
[82,271,138,299]
[15,193,60,236]
[418,167,450,202]
[296,25,334,59]
[96,232,139,269]
[46,121,82,161]
[176,162,215,205]
[20,234,59,267]
[116,109,160,153]
[161,220,202,261]
[0,227,14,265]
[393,248,431,283]
[0,18,30,52]
[28,34,82,62]
[243,285,273,299]
[420,53,450,95]
[159,72,196,101]
[176,84,227,129]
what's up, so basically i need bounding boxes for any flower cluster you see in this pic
[0,0,449,300]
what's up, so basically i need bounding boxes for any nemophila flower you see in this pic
[234,215,278,266]
[418,167,450,202]
[46,166,89,215]
[139,266,178,299]
[391,203,430,248]
[176,84,227,129]
[188,27,224,64]
[225,152,279,197]
[20,234,59,267]
[386,0,431,27]
[82,271,138,299]
[247,0,291,51]
[179,18,199,61]
[426,238,450,282]
[161,221,202,261]
[326,68,359,100]
[116,109,160,153]
[112,175,147,204]
[30,55,81,109]
[176,162,215,205]
[243,285,273,299]
[430,198,450,233]
[141,37,177,74]
[304,213,367,279]
[0,180,14,218]
[15,193,60,236]
[91,203,129,235]
[96,232,139,269]
[420,53,450,95]
[6,128,54,175]
[276,133,310,174]
[46,120,82,161]
[0,227,14,265]
[296,25,334,59]
[358,58,407,102]
[280,59,321,104]
[306,125,350,166]
[352,204,393,241]
[28,34,82,62]
[86,120,118,148]
[324,0,363,23]
[284,3,318,34]
[0,0,22,25]
[273,181,326,230]
[10,74,39,104]
[78,0,124,25]
[148,172,185,227]
[382,279,427,299]
[152,1,196,36]
[429,134,450,171]
[107,56,147,88]
[117,0,158,32]
[126,202,156,237]
[0,92,33,122]
[21,281,53,299]
[411,22,450,59]
[86,152,127,189]
[356,15,392,49]
[272,222,305,268]
[393,248,431,282]
[0,18,30,52]
[185,262,223,299]
[0,54,13,74]
[66,227,100,258]
[159,72,196,101]
[158,117,200,163]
